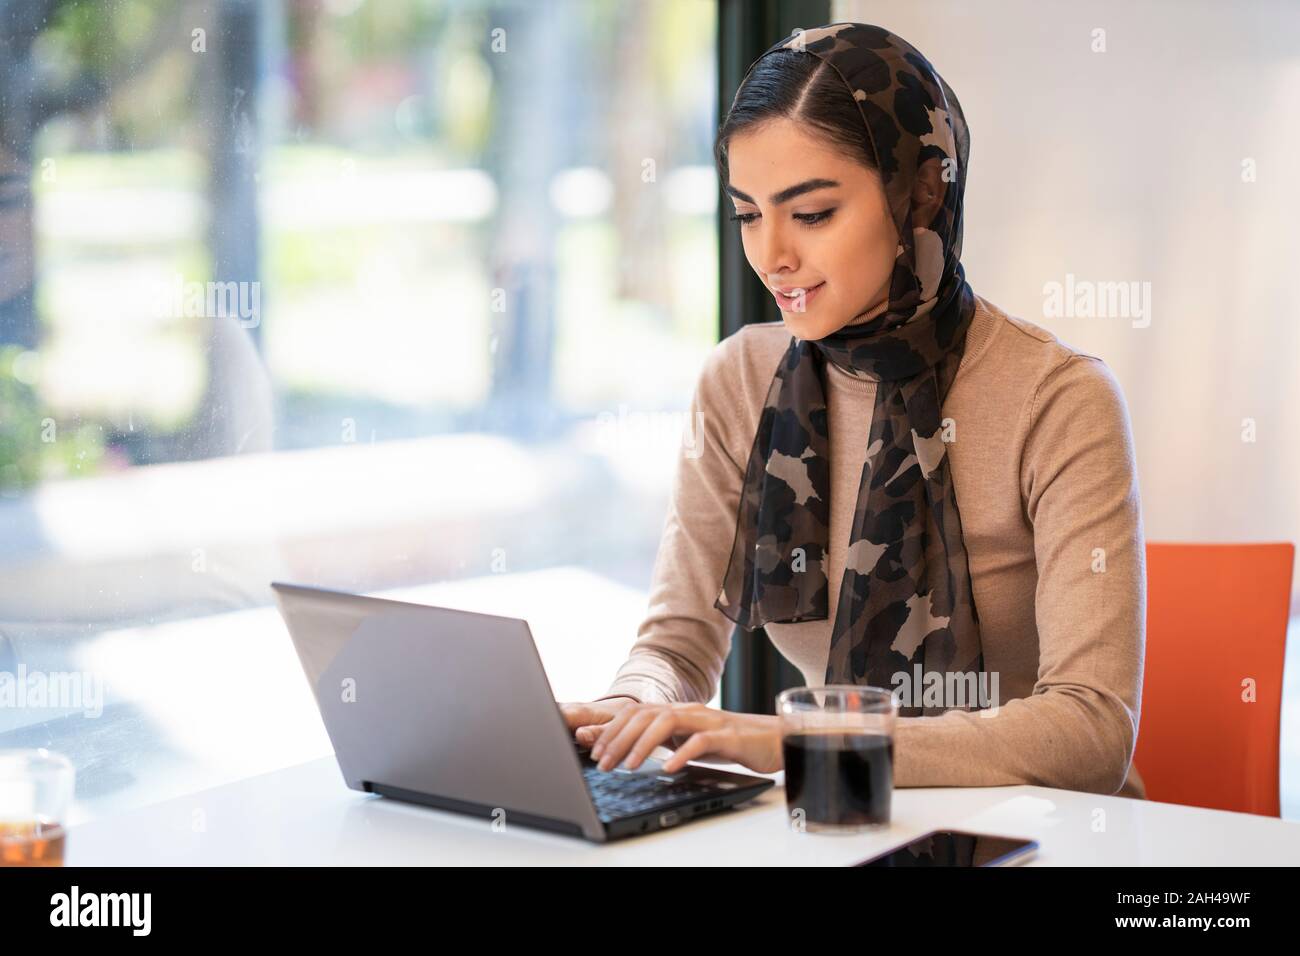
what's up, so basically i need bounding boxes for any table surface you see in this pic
[64,753,1300,865]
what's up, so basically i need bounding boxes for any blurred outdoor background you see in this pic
[0,0,722,820]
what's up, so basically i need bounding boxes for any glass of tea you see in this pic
[0,749,75,866]
[777,685,898,834]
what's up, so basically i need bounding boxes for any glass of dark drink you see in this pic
[0,749,75,866]
[777,686,898,834]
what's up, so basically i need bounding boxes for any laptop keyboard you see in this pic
[581,762,720,820]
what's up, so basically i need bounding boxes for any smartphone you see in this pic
[854,829,1038,867]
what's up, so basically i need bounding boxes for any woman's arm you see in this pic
[894,353,1146,795]
[595,337,752,706]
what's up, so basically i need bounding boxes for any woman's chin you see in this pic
[780,312,840,341]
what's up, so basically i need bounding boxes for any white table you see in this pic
[65,753,1300,865]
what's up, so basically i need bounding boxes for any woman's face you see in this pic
[725,117,898,340]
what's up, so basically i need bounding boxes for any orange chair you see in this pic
[1134,542,1293,817]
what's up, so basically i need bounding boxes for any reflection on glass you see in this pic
[0,0,718,822]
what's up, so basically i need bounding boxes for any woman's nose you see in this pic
[754,223,798,278]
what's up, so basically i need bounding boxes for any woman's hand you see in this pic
[557,697,640,747]
[588,701,784,775]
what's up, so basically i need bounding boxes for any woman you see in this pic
[560,22,1146,798]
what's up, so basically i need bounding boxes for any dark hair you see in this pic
[714,49,878,188]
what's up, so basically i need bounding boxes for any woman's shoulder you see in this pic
[714,318,791,362]
[970,295,1134,469]
[970,293,1123,401]
[683,323,791,469]
[695,320,791,405]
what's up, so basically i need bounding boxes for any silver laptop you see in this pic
[270,581,775,843]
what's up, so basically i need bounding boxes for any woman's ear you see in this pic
[910,156,947,229]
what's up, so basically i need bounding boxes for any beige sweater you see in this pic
[599,294,1148,799]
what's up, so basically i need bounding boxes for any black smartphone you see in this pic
[854,829,1038,867]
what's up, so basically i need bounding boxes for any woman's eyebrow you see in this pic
[725,178,840,205]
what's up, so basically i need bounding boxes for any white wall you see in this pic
[835,0,1300,607]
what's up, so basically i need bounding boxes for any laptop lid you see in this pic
[270,581,607,841]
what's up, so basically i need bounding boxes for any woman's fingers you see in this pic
[660,731,726,774]
[588,704,638,758]
[617,708,691,771]
[558,703,597,731]
[593,707,662,770]
[574,724,606,745]
[560,698,636,737]
[585,706,781,775]
[593,704,714,772]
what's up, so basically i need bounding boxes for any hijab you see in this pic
[713,22,987,716]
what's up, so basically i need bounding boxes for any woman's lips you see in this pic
[772,282,825,311]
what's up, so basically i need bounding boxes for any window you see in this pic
[0,0,719,822]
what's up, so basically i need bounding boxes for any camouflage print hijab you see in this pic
[713,22,985,716]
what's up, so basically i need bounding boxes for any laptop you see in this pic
[270,581,775,843]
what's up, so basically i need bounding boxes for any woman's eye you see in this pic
[727,209,836,228]
[796,209,835,226]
